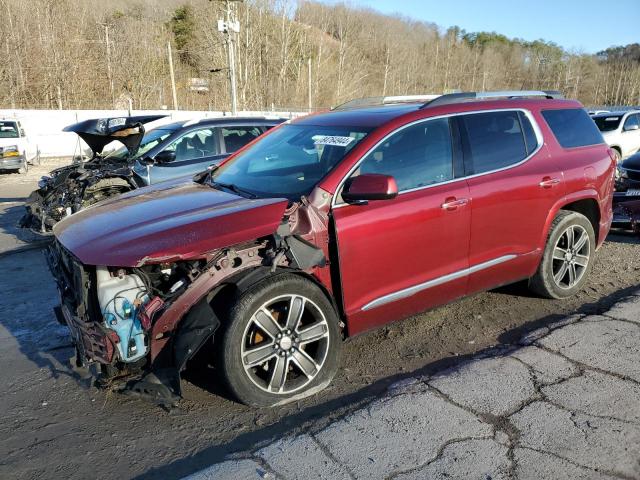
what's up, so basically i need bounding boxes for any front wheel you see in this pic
[17,158,28,174]
[529,211,595,299]
[217,274,342,407]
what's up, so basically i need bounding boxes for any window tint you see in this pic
[222,126,263,153]
[462,111,527,175]
[541,108,604,148]
[164,128,219,161]
[592,115,622,132]
[624,114,639,131]
[518,112,539,154]
[353,118,453,191]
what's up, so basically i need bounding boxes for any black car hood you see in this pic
[63,115,167,156]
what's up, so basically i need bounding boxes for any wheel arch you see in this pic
[541,191,601,249]
[207,267,344,333]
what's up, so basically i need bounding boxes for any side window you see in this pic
[351,118,453,192]
[222,126,262,153]
[541,108,604,148]
[461,111,528,175]
[163,128,218,161]
[518,111,539,154]
[624,114,639,131]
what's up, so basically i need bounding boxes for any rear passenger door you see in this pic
[458,110,562,295]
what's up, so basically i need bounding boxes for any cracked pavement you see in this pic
[186,293,640,480]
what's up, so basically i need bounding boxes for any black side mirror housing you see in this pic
[154,150,176,164]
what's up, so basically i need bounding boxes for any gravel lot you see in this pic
[0,167,639,479]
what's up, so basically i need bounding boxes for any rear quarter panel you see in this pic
[534,109,615,250]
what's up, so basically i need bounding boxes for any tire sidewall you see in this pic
[219,273,341,407]
[539,212,595,299]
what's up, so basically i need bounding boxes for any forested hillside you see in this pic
[1,0,638,111]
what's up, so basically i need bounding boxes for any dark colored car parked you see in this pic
[612,151,640,226]
[47,91,614,407]
[21,115,285,233]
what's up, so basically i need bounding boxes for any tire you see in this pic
[217,274,341,407]
[529,211,595,299]
[18,158,28,174]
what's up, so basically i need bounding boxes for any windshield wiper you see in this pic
[211,181,257,199]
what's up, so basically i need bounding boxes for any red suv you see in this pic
[48,91,615,407]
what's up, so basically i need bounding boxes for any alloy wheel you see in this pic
[240,294,330,394]
[551,224,590,289]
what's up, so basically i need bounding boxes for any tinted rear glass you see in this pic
[461,111,528,175]
[592,115,622,132]
[542,108,604,148]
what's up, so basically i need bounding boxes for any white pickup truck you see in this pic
[0,118,40,174]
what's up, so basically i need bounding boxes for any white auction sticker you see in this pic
[313,135,355,147]
[108,117,127,128]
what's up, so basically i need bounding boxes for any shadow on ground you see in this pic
[137,284,640,480]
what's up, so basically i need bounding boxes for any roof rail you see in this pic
[422,90,563,109]
[333,94,441,111]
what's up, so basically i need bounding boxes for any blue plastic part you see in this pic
[104,298,148,363]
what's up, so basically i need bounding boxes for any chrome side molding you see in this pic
[361,254,517,311]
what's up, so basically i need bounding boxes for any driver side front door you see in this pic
[331,118,471,335]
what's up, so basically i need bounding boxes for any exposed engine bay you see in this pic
[20,115,165,233]
[46,194,331,407]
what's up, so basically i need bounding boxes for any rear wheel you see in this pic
[217,274,341,407]
[529,211,595,299]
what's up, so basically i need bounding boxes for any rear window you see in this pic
[542,108,604,148]
[461,111,529,175]
[592,115,622,132]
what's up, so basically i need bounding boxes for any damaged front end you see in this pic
[21,115,165,234]
[47,187,332,407]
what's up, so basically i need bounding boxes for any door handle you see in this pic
[539,177,561,188]
[441,197,469,211]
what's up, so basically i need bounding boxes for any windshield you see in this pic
[210,124,370,199]
[592,115,622,132]
[0,121,19,138]
[107,127,176,159]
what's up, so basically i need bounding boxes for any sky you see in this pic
[319,0,640,53]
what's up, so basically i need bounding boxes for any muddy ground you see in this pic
[0,165,639,480]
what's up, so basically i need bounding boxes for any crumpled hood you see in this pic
[54,180,288,267]
[63,115,166,156]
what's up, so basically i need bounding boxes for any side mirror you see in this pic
[19,129,25,137]
[154,150,176,164]
[624,124,640,132]
[342,173,398,204]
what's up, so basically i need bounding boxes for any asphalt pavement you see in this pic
[187,295,640,480]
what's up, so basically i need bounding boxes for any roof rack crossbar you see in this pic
[421,90,563,109]
[333,94,441,111]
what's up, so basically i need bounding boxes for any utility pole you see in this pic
[307,57,312,112]
[167,41,179,110]
[217,0,242,115]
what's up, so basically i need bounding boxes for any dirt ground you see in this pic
[1,166,639,480]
